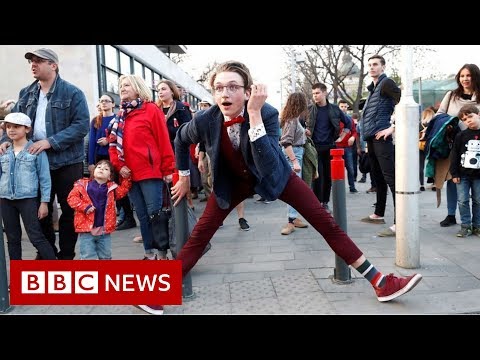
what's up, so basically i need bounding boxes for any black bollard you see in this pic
[0,206,12,313]
[330,148,352,284]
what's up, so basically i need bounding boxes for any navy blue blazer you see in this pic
[174,102,291,209]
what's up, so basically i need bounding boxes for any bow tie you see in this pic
[224,115,245,127]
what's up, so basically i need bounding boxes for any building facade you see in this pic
[0,45,213,118]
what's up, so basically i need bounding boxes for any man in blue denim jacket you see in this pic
[0,48,90,259]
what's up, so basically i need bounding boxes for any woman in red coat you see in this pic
[108,74,175,261]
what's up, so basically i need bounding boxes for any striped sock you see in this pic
[355,259,386,288]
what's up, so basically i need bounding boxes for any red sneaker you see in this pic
[375,273,422,302]
[135,305,164,315]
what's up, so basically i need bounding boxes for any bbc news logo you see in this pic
[9,260,182,305]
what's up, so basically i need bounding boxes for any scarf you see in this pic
[107,98,144,162]
[163,100,177,122]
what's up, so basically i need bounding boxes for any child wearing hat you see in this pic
[0,112,56,260]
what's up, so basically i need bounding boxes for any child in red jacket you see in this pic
[67,160,132,259]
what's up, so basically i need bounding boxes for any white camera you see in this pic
[461,140,480,169]
[461,151,480,169]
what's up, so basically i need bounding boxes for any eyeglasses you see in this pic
[213,84,244,95]
[27,58,48,64]
[99,100,112,104]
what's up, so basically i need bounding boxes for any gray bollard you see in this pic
[330,148,352,284]
[0,206,13,313]
[172,170,194,300]
[174,196,194,299]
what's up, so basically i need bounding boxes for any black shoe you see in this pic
[420,186,425,191]
[239,218,250,231]
[116,217,137,230]
[440,215,457,227]
[358,175,367,183]
[350,188,358,193]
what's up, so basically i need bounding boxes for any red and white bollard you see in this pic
[330,148,352,283]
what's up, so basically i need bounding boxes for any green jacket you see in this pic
[302,137,318,187]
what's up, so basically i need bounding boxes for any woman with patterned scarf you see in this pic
[108,74,175,261]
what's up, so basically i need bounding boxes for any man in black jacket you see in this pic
[307,83,352,212]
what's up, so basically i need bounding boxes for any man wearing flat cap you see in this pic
[0,47,90,260]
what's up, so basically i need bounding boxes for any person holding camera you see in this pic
[450,104,480,237]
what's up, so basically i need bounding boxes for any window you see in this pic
[134,60,143,77]
[106,69,119,93]
[104,46,118,71]
[145,68,153,88]
[97,45,202,107]
[120,52,131,74]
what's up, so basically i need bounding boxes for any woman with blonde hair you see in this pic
[108,74,174,263]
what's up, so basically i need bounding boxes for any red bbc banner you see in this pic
[9,260,182,305]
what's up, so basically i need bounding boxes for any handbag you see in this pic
[419,126,426,151]
[150,184,173,252]
[419,138,426,151]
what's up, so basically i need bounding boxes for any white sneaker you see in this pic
[135,305,164,315]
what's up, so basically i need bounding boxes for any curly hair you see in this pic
[280,92,308,128]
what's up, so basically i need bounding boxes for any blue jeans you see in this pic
[456,177,480,228]
[128,179,164,254]
[447,179,458,216]
[343,147,356,191]
[78,232,112,259]
[352,140,358,180]
[283,146,304,220]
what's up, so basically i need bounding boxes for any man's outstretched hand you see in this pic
[170,175,190,207]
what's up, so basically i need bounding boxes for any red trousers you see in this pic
[176,172,363,276]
